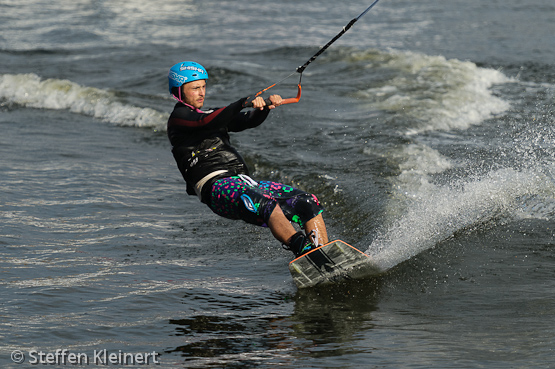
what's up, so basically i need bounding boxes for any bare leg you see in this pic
[267,206,297,244]
[268,206,329,247]
[304,213,329,246]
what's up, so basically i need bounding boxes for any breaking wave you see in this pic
[353,50,512,134]
[0,73,167,130]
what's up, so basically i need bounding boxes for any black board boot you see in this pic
[284,231,316,257]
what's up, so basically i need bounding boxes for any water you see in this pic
[1,0,555,367]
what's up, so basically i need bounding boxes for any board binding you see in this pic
[288,240,382,288]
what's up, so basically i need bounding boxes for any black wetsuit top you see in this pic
[167,97,270,203]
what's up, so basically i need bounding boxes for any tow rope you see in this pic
[245,0,382,107]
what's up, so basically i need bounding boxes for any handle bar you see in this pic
[244,84,302,108]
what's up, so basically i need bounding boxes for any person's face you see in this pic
[181,79,206,109]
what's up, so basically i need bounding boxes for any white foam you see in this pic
[395,144,452,194]
[0,73,167,130]
[356,50,512,134]
[365,167,555,270]
[364,143,454,206]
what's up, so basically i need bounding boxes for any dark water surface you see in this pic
[1,0,555,367]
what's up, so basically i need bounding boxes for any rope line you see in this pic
[248,0,382,105]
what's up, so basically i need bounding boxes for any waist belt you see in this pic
[194,170,229,200]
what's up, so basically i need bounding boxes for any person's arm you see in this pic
[168,97,248,131]
[228,95,283,132]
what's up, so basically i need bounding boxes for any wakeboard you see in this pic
[288,240,382,288]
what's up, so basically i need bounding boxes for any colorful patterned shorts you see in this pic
[208,175,324,228]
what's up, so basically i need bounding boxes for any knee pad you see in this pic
[281,193,324,227]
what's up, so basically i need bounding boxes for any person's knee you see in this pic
[292,193,324,224]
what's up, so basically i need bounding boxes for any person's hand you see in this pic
[268,95,282,109]
[251,94,283,110]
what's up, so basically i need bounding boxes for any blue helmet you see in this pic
[168,61,208,94]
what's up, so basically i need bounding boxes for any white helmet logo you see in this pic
[179,64,205,74]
